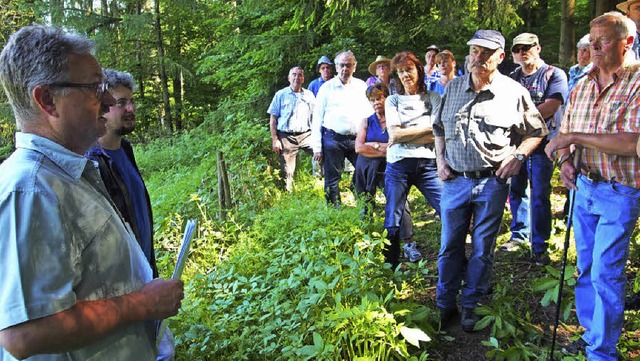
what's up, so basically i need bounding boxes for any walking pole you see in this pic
[528,156,534,258]
[548,147,582,361]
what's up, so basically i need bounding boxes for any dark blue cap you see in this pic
[467,30,505,50]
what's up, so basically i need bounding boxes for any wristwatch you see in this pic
[373,143,380,150]
[513,153,526,162]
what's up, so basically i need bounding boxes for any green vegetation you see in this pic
[135,100,640,359]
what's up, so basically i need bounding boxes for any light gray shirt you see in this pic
[385,92,441,163]
[0,133,156,360]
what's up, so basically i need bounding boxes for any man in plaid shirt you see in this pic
[433,29,547,333]
[546,12,640,360]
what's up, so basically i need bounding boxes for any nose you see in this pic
[102,90,116,107]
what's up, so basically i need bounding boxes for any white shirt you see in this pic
[310,76,372,153]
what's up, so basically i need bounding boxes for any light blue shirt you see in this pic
[0,133,155,360]
[267,86,315,133]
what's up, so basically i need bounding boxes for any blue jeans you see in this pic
[573,175,640,361]
[354,155,413,240]
[383,158,442,264]
[509,147,553,254]
[322,128,358,205]
[437,175,509,309]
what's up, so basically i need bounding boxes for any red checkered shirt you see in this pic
[561,62,640,189]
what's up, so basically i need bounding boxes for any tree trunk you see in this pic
[594,0,617,16]
[173,70,183,131]
[154,0,173,134]
[136,0,145,99]
[559,0,575,68]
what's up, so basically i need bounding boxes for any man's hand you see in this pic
[272,139,282,154]
[436,157,454,181]
[496,154,522,180]
[313,152,323,163]
[559,161,579,190]
[545,133,572,160]
[135,279,184,320]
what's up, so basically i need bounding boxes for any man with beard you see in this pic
[85,69,175,360]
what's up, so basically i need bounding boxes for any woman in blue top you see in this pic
[355,83,414,254]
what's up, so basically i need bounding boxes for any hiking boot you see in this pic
[403,241,422,262]
[439,307,459,327]
[564,337,588,355]
[532,252,551,266]
[625,291,640,310]
[499,239,525,252]
[461,307,479,333]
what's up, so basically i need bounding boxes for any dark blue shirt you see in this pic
[104,147,152,263]
[365,113,388,143]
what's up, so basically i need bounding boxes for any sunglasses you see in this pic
[48,81,109,101]
[512,44,535,54]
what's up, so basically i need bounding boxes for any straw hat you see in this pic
[368,55,391,75]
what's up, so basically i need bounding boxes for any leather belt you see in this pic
[451,169,496,179]
[323,128,356,139]
[581,170,608,182]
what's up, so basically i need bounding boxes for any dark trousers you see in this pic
[322,128,357,205]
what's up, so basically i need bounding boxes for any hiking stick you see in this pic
[548,147,582,360]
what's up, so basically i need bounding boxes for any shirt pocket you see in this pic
[475,115,512,151]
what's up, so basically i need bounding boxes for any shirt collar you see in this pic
[15,132,89,181]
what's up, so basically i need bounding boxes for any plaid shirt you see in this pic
[433,73,547,172]
[561,62,640,189]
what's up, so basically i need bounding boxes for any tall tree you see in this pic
[154,0,173,134]
[560,0,576,67]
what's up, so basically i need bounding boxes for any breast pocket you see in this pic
[475,115,512,151]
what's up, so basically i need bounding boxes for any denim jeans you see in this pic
[436,175,509,309]
[573,175,640,361]
[383,158,442,264]
[508,146,553,254]
[354,155,413,240]
[322,128,358,205]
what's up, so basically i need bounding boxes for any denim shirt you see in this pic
[0,133,155,360]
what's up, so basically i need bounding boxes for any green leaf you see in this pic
[400,326,431,348]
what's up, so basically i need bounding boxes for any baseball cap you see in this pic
[467,30,505,50]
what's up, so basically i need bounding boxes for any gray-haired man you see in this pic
[0,25,183,360]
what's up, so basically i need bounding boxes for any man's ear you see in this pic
[32,85,58,117]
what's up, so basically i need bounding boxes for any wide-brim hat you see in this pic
[617,0,640,13]
[467,30,505,50]
[368,55,391,75]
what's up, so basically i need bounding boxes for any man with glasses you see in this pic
[0,25,183,360]
[84,69,176,360]
[499,33,568,266]
[311,51,372,205]
[267,66,316,191]
[546,12,640,359]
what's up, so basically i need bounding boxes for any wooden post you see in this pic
[217,151,231,220]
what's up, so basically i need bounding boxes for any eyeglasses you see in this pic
[512,44,534,54]
[113,98,135,108]
[48,81,109,101]
[337,63,354,69]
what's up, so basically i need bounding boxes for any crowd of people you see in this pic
[0,4,639,361]
[266,7,640,361]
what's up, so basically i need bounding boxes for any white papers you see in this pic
[171,219,197,280]
[157,219,197,347]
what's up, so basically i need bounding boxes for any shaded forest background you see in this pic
[0,0,617,158]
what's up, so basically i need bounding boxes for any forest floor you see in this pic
[352,177,640,361]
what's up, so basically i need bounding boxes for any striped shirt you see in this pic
[433,73,547,172]
[560,62,640,189]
